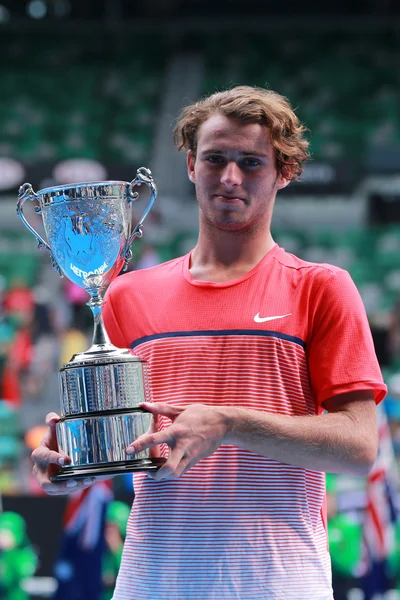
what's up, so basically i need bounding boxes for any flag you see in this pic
[359,403,399,599]
[52,480,113,600]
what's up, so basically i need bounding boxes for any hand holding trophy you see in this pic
[17,168,164,480]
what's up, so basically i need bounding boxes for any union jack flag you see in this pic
[358,403,399,599]
[53,480,113,600]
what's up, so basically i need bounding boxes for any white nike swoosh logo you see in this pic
[254,313,292,323]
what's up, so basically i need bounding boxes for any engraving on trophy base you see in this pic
[59,358,152,414]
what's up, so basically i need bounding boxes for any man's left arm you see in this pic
[126,389,378,480]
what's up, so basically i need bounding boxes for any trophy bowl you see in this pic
[17,168,165,480]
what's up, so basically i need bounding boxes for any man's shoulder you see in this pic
[274,246,347,280]
[109,254,186,292]
[272,247,358,308]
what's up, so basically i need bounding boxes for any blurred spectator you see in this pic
[3,277,35,324]
[0,312,16,397]
[64,280,88,308]
[59,326,88,367]
[25,301,58,398]
[388,294,400,363]
[102,501,130,600]
[134,243,161,270]
[0,276,35,407]
[2,316,33,407]
[384,374,400,458]
[64,279,92,332]
[0,511,38,600]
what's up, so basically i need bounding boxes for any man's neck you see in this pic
[189,228,275,283]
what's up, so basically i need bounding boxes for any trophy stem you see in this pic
[87,293,114,350]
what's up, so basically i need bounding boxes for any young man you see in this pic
[32,86,387,599]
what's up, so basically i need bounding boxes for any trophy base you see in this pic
[51,457,167,481]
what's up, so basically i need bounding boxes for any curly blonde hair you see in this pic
[174,85,310,181]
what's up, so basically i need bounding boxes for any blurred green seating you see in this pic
[0,232,40,287]
[201,31,400,162]
[2,30,399,164]
[272,226,400,318]
[0,32,167,164]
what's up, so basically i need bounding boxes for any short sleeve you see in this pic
[307,269,387,408]
[103,283,128,349]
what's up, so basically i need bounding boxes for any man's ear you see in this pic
[276,175,291,191]
[276,172,291,191]
[187,151,196,183]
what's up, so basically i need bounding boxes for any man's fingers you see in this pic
[32,446,70,469]
[40,412,62,452]
[40,477,96,496]
[149,455,192,481]
[45,412,60,426]
[140,402,183,419]
[126,429,171,455]
[151,447,186,481]
[173,456,193,478]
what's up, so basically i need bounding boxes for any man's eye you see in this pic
[206,155,224,163]
[242,158,261,167]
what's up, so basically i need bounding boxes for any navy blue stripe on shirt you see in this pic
[130,329,305,350]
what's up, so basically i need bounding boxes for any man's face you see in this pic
[187,113,289,233]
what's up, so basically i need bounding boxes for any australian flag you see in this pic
[52,480,113,600]
[359,403,399,599]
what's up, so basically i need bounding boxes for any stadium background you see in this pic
[0,1,400,598]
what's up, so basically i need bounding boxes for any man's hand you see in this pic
[126,402,229,480]
[31,412,95,495]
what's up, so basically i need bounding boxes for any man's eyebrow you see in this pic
[200,149,269,157]
[241,151,269,158]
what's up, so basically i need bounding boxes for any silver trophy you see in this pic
[17,168,165,480]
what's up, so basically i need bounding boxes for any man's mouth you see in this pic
[214,194,247,203]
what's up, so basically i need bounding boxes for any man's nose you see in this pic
[220,162,242,187]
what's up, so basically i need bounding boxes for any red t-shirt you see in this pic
[103,244,386,600]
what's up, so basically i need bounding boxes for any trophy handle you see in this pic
[16,183,63,277]
[123,167,158,270]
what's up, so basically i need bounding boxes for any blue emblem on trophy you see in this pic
[16,168,164,479]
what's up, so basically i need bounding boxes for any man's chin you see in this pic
[213,217,249,232]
